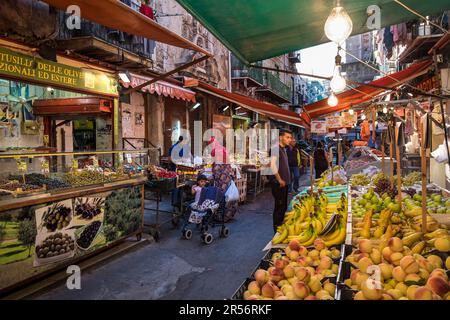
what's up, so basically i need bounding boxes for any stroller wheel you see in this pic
[220,226,230,238]
[183,229,193,240]
[203,233,214,245]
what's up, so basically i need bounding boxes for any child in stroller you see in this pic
[181,183,230,244]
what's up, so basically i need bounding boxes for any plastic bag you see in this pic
[225,180,239,202]
[431,143,449,163]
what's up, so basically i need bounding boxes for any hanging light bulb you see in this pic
[361,114,366,120]
[328,92,338,107]
[349,108,354,115]
[324,0,353,44]
[330,51,347,93]
[383,106,388,114]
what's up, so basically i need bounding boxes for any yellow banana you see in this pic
[272,228,288,245]
[323,225,346,247]
[411,241,426,254]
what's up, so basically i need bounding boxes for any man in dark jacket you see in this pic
[270,129,292,233]
[286,138,300,193]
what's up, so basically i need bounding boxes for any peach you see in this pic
[288,239,301,251]
[254,269,268,285]
[319,256,333,270]
[361,279,383,300]
[283,265,296,279]
[298,246,308,256]
[246,294,261,300]
[430,268,448,281]
[426,276,450,297]
[304,295,318,300]
[275,295,289,300]
[308,249,320,260]
[248,281,261,295]
[446,256,450,270]
[418,258,434,273]
[354,291,367,300]
[277,280,289,287]
[370,248,382,264]
[281,284,293,295]
[305,256,314,266]
[395,282,408,296]
[268,268,284,283]
[271,252,282,263]
[295,267,311,283]
[274,258,289,270]
[390,252,404,266]
[331,264,339,275]
[285,246,292,257]
[379,263,394,280]
[414,286,433,300]
[320,249,332,258]
[324,282,336,296]
[243,290,252,300]
[388,237,404,252]
[308,275,322,293]
[406,285,420,300]
[382,246,393,263]
[355,253,369,262]
[427,255,443,269]
[289,250,300,261]
[350,269,369,287]
[293,281,310,299]
[434,237,450,252]
[261,282,277,298]
[287,277,298,286]
[331,248,341,259]
[403,246,412,256]
[358,238,373,253]
[314,238,326,251]
[418,268,430,281]
[358,257,373,273]
[404,273,422,286]
[315,290,331,300]
[392,266,407,282]
[400,255,419,274]
[305,267,315,275]
[296,256,309,267]
[382,293,393,300]
[285,291,299,300]
[387,289,403,300]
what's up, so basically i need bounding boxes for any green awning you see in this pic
[177,0,450,63]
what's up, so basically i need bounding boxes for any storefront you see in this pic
[0,40,148,295]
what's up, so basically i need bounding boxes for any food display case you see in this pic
[0,149,149,295]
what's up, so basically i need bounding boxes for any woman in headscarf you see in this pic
[209,137,238,222]
[314,141,330,179]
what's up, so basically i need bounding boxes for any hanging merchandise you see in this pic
[421,113,432,150]
[360,120,370,142]
[383,27,394,59]
[431,143,448,163]
[396,122,406,147]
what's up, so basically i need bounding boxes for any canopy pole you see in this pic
[395,124,402,203]
[310,156,314,194]
[123,54,210,94]
[420,118,428,234]
[381,132,386,175]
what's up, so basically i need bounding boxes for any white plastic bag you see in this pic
[225,180,239,202]
[431,143,449,163]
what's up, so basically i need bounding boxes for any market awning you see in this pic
[42,0,210,56]
[121,74,196,103]
[176,0,450,63]
[304,59,432,119]
[184,78,310,128]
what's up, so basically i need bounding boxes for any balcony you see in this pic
[231,56,264,86]
[56,12,154,69]
[256,71,292,103]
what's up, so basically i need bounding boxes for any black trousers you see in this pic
[271,184,289,233]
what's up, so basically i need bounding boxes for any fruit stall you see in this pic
[234,167,450,300]
[0,149,149,295]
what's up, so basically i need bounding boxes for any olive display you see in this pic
[41,203,72,232]
[36,233,75,259]
[63,171,113,187]
[8,173,70,190]
[76,221,102,249]
[0,182,41,192]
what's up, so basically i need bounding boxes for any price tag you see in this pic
[41,159,49,174]
[92,156,99,168]
[71,159,79,170]
[126,154,132,164]
[16,159,27,173]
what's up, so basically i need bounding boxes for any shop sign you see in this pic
[0,47,118,96]
[311,121,327,134]
[325,116,342,129]
[341,112,357,127]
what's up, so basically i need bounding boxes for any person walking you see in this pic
[286,137,300,193]
[270,129,292,233]
[314,141,330,179]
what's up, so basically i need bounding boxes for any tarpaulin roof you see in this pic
[304,59,432,119]
[43,0,210,55]
[185,79,311,128]
[176,0,450,63]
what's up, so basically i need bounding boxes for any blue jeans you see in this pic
[289,166,300,192]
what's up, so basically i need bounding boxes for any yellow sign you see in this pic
[0,47,118,96]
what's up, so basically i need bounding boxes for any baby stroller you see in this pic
[181,186,230,244]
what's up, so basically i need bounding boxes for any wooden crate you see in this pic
[235,174,248,203]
